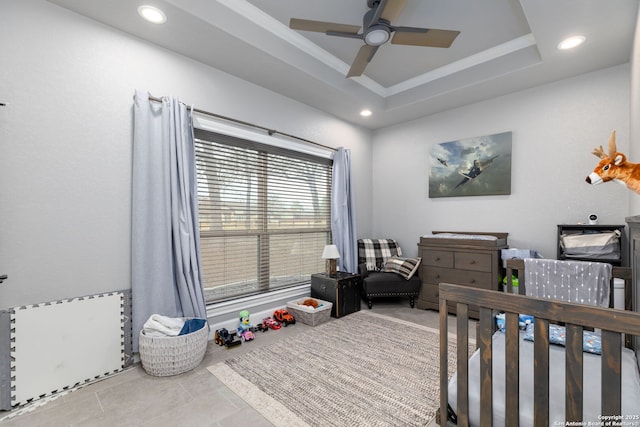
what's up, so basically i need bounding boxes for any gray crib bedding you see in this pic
[448,332,640,427]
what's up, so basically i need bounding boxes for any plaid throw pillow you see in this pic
[383,256,421,280]
[358,239,403,271]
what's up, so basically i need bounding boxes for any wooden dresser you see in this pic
[417,231,508,318]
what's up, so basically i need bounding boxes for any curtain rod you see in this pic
[148,94,337,152]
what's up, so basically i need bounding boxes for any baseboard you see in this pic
[206,284,310,336]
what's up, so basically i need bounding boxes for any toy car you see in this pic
[253,323,269,333]
[273,309,295,326]
[214,327,242,348]
[240,329,255,342]
[262,317,281,330]
[214,328,227,346]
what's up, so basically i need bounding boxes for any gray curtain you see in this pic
[331,147,358,273]
[131,90,207,352]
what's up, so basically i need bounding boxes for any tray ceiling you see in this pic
[47,0,639,129]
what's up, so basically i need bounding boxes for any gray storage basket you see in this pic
[287,299,332,326]
[560,230,621,260]
[139,319,209,377]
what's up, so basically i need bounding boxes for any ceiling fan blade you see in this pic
[391,29,460,48]
[347,45,379,78]
[290,18,361,35]
[379,0,408,22]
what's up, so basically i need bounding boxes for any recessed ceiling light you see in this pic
[360,109,372,117]
[557,35,585,50]
[138,5,166,24]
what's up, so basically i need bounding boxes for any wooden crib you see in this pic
[438,259,640,426]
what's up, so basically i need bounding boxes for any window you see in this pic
[194,128,332,303]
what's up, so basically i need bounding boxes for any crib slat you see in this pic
[505,312,520,425]
[565,324,584,422]
[479,307,493,426]
[505,263,526,295]
[517,266,526,295]
[439,297,449,426]
[601,330,622,417]
[456,303,470,427]
[533,317,549,426]
[506,265,515,294]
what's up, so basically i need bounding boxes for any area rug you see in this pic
[208,311,471,427]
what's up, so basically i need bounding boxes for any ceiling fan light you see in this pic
[364,27,390,46]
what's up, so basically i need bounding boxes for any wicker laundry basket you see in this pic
[139,319,209,377]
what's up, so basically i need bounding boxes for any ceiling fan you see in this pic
[289,0,460,78]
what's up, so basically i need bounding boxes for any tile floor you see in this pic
[0,300,471,427]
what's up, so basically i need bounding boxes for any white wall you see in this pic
[1,0,634,309]
[0,0,373,309]
[371,65,630,258]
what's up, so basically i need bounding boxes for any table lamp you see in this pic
[321,244,341,276]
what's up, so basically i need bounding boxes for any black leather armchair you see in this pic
[357,239,421,309]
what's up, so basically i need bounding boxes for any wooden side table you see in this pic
[310,272,361,318]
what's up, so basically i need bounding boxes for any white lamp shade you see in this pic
[321,244,341,259]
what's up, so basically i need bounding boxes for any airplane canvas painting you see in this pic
[429,131,512,198]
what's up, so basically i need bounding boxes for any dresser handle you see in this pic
[435,257,440,261]
[470,260,476,264]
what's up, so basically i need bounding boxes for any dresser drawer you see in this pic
[454,252,492,272]
[421,250,454,268]
[419,282,439,301]
[424,266,492,288]
[418,283,461,313]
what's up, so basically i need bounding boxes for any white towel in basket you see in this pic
[142,314,185,337]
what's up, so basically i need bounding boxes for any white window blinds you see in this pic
[194,128,332,302]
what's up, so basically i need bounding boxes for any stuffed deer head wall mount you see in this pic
[586,130,640,195]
